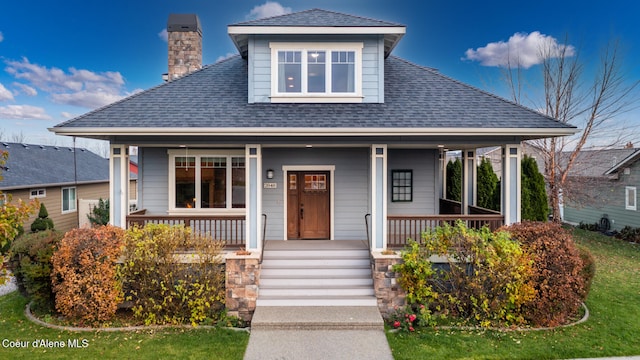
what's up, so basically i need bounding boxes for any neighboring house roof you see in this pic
[563,148,638,178]
[227,9,406,58]
[605,148,640,175]
[51,56,575,140]
[0,142,109,190]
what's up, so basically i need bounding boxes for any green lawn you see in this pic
[0,292,249,359]
[1,228,638,359]
[387,228,640,359]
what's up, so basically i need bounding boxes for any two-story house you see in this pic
[51,9,576,318]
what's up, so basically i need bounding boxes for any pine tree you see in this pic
[446,158,462,202]
[477,157,499,211]
[521,155,548,221]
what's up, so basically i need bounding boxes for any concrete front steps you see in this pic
[257,240,378,307]
[250,306,384,330]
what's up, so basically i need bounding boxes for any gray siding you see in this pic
[564,160,640,230]
[262,147,370,240]
[249,35,384,103]
[387,149,437,215]
[138,147,168,214]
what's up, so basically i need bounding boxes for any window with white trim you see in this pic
[62,187,76,213]
[626,186,637,211]
[168,150,245,212]
[30,188,46,199]
[270,43,363,101]
[0,193,6,206]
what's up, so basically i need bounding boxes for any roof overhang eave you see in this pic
[49,126,578,138]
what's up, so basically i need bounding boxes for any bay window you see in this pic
[169,150,245,212]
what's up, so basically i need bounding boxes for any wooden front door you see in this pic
[287,171,330,239]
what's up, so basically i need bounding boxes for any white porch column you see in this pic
[245,144,262,252]
[502,144,522,224]
[461,149,477,214]
[439,148,446,204]
[371,144,387,251]
[109,144,129,228]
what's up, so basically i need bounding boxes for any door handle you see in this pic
[300,207,304,219]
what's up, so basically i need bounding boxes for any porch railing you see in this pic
[126,210,246,248]
[387,214,504,249]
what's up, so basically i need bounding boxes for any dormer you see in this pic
[228,9,405,104]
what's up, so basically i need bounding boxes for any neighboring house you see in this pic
[50,10,576,317]
[0,142,110,232]
[562,148,640,231]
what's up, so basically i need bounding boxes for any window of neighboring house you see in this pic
[30,188,46,199]
[391,170,413,202]
[62,187,76,213]
[270,43,363,102]
[0,193,6,206]
[626,186,637,211]
[168,150,245,212]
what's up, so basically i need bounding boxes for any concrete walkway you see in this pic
[244,306,393,360]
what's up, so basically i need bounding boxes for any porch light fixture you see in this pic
[266,169,274,179]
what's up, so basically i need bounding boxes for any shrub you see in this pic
[578,247,596,301]
[477,157,499,211]
[119,223,225,326]
[394,221,535,328]
[51,226,124,324]
[616,226,640,243]
[9,230,63,311]
[521,155,548,221]
[446,158,462,202]
[503,222,588,327]
[87,198,109,227]
[30,203,54,232]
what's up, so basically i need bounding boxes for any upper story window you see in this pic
[270,43,363,103]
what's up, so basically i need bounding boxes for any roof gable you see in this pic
[228,9,405,58]
[0,142,109,190]
[230,8,404,27]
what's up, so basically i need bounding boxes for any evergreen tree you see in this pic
[446,158,462,202]
[477,157,499,211]
[87,198,110,226]
[31,203,55,232]
[521,155,549,221]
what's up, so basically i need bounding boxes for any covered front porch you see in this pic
[115,143,520,252]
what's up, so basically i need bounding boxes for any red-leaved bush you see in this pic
[51,226,124,324]
[502,222,589,327]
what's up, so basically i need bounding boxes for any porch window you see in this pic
[391,170,413,202]
[169,150,245,212]
[271,42,363,102]
[62,187,76,213]
[626,186,637,211]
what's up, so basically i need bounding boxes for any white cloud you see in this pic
[12,82,37,96]
[158,28,168,42]
[0,31,4,42]
[463,31,575,69]
[246,1,291,20]
[0,105,51,120]
[215,53,237,63]
[4,57,127,108]
[0,83,14,101]
[60,111,77,119]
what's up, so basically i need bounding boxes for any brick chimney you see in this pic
[167,14,202,81]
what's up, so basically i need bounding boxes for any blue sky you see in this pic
[0,0,638,152]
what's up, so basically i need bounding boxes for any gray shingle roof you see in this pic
[0,142,109,189]
[53,55,574,134]
[230,8,404,27]
[564,148,638,178]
